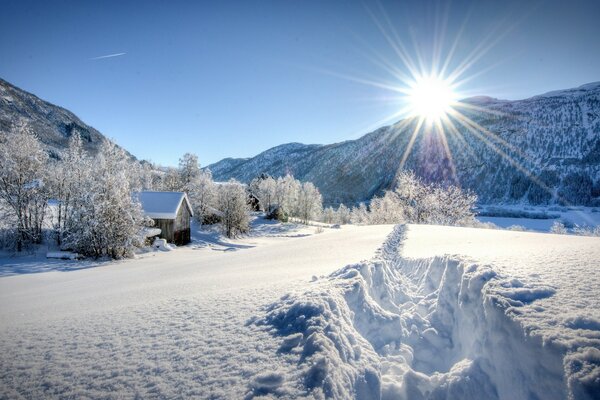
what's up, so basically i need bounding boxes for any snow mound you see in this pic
[252,225,599,399]
[46,251,81,260]
[152,237,174,251]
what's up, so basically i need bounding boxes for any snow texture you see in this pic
[252,225,600,399]
[46,251,81,260]
[0,223,394,399]
[1,223,599,399]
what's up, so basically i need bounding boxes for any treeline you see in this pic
[248,171,478,227]
[0,130,149,257]
[0,129,478,258]
[0,130,256,254]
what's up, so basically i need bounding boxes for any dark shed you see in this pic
[138,191,194,245]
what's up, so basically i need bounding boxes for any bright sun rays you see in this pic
[316,3,563,202]
[407,74,458,123]
[314,2,574,211]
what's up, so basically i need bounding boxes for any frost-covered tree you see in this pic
[366,171,476,226]
[129,161,155,192]
[217,179,250,238]
[64,141,148,258]
[259,175,324,224]
[273,175,300,219]
[322,206,336,224]
[550,221,568,234]
[572,225,600,237]
[392,171,430,223]
[159,167,183,192]
[428,186,478,226]
[0,128,49,250]
[250,175,277,214]
[369,192,405,224]
[179,153,201,189]
[296,182,323,224]
[47,133,88,246]
[187,169,217,224]
[335,203,351,224]
[350,203,369,225]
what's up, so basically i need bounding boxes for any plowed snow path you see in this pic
[0,225,394,399]
[253,225,600,400]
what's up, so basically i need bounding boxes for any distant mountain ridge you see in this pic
[0,78,130,159]
[208,82,600,206]
[1,76,598,206]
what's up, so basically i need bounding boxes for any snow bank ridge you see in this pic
[250,225,599,399]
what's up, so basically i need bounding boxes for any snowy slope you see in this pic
[208,82,600,206]
[252,225,600,399]
[0,78,132,159]
[0,224,394,399]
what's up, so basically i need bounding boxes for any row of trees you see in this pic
[0,130,254,254]
[249,171,477,227]
[320,172,477,226]
[249,174,323,224]
[0,128,477,256]
[0,129,148,257]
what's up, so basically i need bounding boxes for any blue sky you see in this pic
[1,0,599,166]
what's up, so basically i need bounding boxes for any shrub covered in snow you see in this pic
[572,224,600,237]
[550,221,568,234]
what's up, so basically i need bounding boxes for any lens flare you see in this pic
[407,75,457,122]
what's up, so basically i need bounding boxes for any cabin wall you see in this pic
[153,219,175,243]
[173,203,191,245]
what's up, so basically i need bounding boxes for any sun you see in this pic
[407,74,457,123]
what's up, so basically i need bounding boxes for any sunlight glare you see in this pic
[408,75,457,122]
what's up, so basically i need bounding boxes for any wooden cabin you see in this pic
[138,191,194,245]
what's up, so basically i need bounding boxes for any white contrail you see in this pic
[89,52,126,60]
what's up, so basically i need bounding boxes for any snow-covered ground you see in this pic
[0,222,394,399]
[252,225,600,399]
[1,222,599,399]
[476,205,600,232]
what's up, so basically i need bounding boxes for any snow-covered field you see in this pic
[476,205,600,232]
[252,225,600,399]
[0,222,394,399]
[1,222,599,399]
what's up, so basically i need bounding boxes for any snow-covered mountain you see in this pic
[0,78,129,159]
[209,82,600,206]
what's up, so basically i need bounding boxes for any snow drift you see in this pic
[251,225,600,399]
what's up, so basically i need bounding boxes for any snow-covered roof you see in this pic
[137,191,194,219]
